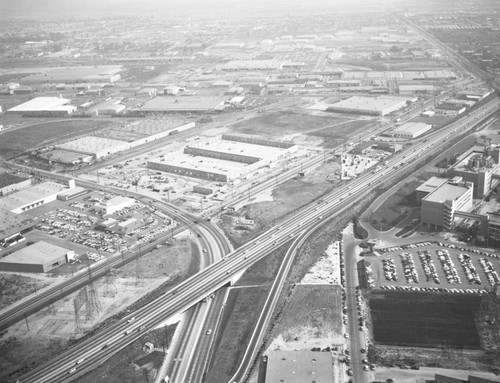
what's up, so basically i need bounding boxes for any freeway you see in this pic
[16,97,500,382]
[343,230,367,383]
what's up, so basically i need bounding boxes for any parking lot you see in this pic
[370,241,500,294]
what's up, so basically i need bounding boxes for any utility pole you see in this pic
[24,313,30,331]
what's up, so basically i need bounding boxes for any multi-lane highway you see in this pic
[16,91,499,382]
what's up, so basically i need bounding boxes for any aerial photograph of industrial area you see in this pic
[1,0,500,382]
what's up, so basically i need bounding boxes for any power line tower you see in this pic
[102,268,118,297]
[73,287,87,334]
[135,258,143,285]
[85,281,102,322]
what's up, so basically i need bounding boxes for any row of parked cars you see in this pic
[457,253,481,285]
[379,285,489,294]
[400,252,419,283]
[479,258,500,286]
[418,250,440,284]
[437,249,461,284]
[382,259,397,281]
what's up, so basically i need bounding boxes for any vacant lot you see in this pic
[369,291,481,349]
[0,119,112,160]
[268,285,343,350]
[205,285,270,383]
[0,274,51,310]
[231,111,349,138]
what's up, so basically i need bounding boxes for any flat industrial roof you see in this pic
[193,140,287,162]
[0,181,67,212]
[141,96,224,112]
[424,183,470,203]
[0,241,69,265]
[330,96,407,112]
[8,97,71,112]
[57,136,130,155]
[393,122,432,134]
[265,350,334,383]
[416,177,448,194]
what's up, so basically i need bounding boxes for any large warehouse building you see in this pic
[420,177,474,231]
[140,96,225,113]
[392,122,432,139]
[56,136,131,159]
[265,350,334,383]
[148,134,297,183]
[326,96,408,116]
[7,97,77,117]
[0,241,73,273]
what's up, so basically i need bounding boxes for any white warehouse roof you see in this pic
[8,97,72,112]
[393,122,432,138]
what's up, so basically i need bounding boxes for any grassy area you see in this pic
[369,180,422,231]
[0,274,51,310]
[270,285,343,342]
[0,119,112,160]
[205,285,270,383]
[75,326,176,383]
[369,291,481,349]
[310,119,378,148]
[230,111,349,137]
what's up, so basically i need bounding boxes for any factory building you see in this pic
[140,96,225,113]
[95,196,135,216]
[7,97,77,117]
[19,65,123,84]
[219,60,284,71]
[148,162,228,182]
[448,146,500,198]
[0,241,73,273]
[392,122,432,139]
[0,209,36,245]
[420,177,474,231]
[487,213,500,249]
[326,96,408,116]
[56,136,131,159]
[0,180,74,214]
[416,177,449,203]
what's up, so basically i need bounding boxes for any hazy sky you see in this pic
[0,0,405,20]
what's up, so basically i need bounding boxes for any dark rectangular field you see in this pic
[369,291,481,349]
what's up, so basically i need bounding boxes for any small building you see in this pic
[265,350,334,383]
[0,241,73,273]
[116,218,142,234]
[57,186,88,201]
[95,196,135,215]
[376,142,403,153]
[436,102,467,116]
[95,218,118,231]
[229,96,245,106]
[392,122,432,139]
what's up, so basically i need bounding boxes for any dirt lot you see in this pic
[369,291,481,348]
[267,285,343,351]
[0,119,112,160]
[0,237,196,382]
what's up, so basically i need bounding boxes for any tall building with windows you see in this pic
[420,177,474,231]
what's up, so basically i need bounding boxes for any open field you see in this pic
[369,291,481,348]
[0,274,51,310]
[369,179,422,231]
[230,111,350,138]
[267,285,343,351]
[0,119,112,160]
[205,285,270,383]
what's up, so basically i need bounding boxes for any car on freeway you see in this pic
[125,329,132,335]
[127,317,135,323]
[69,367,77,374]
[75,358,85,365]
[101,344,109,350]
[138,325,146,331]
[206,329,212,335]
[202,249,207,253]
